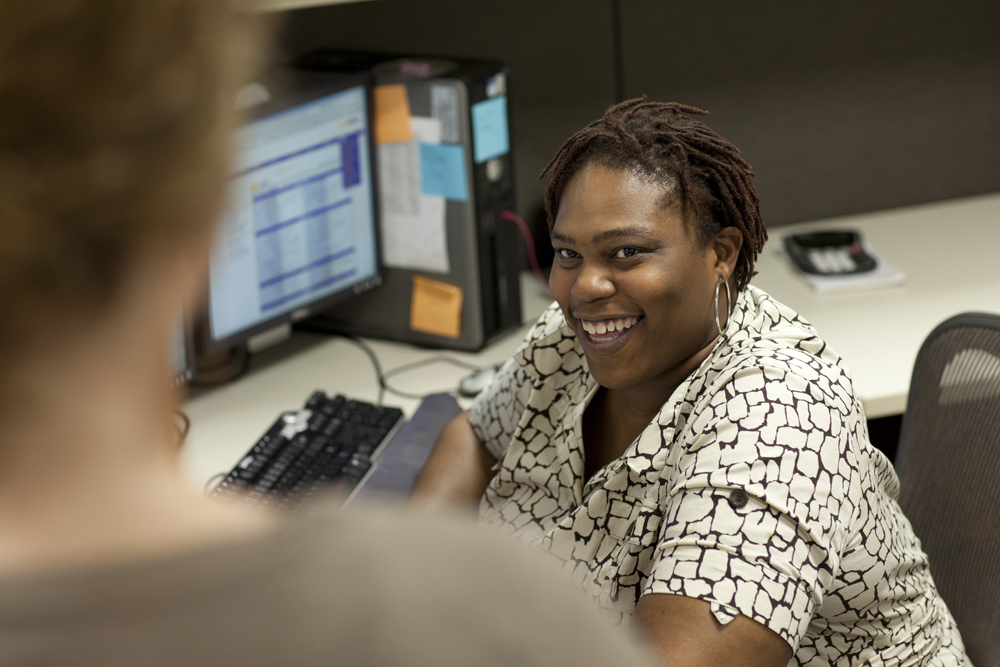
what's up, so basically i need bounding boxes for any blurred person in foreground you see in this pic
[0,2,656,665]
[412,100,970,667]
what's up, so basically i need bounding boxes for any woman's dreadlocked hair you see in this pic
[540,98,766,291]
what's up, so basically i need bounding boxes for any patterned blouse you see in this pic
[469,286,969,667]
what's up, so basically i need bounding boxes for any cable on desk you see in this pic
[292,319,388,403]
[293,318,494,404]
[338,335,389,405]
[340,336,486,402]
[381,355,484,400]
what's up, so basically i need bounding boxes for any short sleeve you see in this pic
[468,301,574,462]
[467,357,533,461]
[641,359,861,652]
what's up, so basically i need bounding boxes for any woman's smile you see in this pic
[575,315,643,353]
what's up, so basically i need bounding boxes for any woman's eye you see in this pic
[555,248,579,260]
[613,247,640,259]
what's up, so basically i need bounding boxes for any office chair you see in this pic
[896,312,1000,667]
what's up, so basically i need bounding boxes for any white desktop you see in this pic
[752,192,1000,419]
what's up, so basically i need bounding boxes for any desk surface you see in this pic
[181,192,1000,487]
[752,192,1000,419]
[179,274,554,489]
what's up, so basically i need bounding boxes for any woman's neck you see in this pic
[618,333,719,418]
[582,334,720,478]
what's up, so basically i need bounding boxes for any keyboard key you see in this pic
[210,392,403,513]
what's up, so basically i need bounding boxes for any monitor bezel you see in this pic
[198,70,382,355]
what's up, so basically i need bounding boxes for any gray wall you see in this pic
[281,0,1000,230]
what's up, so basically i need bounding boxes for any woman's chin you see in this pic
[586,364,640,392]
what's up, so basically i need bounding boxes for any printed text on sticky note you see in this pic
[410,275,463,339]
[374,84,414,144]
[471,95,509,163]
[420,143,468,201]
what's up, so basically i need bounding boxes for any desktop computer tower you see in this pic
[296,51,523,351]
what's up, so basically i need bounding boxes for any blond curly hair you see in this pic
[0,0,263,372]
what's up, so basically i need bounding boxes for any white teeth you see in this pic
[580,317,639,336]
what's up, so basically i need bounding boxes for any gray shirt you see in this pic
[0,502,656,666]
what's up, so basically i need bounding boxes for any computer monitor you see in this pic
[203,72,380,353]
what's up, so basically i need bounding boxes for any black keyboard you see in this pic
[211,391,405,511]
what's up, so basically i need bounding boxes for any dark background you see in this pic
[280,0,1000,231]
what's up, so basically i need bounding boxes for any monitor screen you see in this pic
[206,75,379,349]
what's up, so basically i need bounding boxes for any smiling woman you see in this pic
[547,164,742,479]
[411,100,971,667]
[549,167,724,401]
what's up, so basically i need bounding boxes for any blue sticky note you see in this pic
[420,142,469,201]
[471,96,509,164]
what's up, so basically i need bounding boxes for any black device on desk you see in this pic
[210,391,405,511]
[783,230,877,275]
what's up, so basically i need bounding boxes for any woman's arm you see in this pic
[408,411,497,512]
[633,594,791,667]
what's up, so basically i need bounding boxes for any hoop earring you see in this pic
[714,276,731,338]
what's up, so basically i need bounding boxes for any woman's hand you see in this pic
[408,412,497,513]
[634,594,792,667]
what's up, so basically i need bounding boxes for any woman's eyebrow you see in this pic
[590,225,655,243]
[550,225,655,245]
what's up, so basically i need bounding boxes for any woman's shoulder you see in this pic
[511,302,588,380]
[728,286,847,372]
[701,286,859,415]
[520,301,573,343]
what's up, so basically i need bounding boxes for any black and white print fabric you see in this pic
[469,286,969,667]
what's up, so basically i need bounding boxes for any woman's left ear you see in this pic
[712,227,743,280]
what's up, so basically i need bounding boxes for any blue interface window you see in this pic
[209,85,377,342]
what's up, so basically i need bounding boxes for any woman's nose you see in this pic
[571,262,615,302]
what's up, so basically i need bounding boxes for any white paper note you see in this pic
[431,85,461,143]
[377,116,450,273]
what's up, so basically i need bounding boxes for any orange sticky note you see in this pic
[374,84,414,144]
[410,275,463,339]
